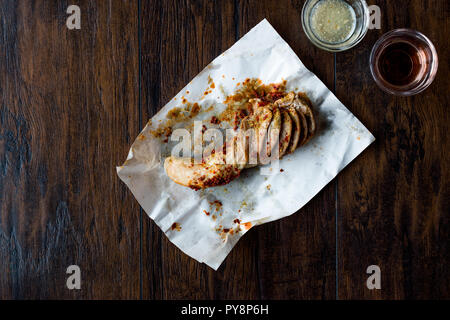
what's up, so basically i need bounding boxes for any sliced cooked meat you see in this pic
[296,107,309,147]
[274,91,295,107]
[234,116,251,169]
[253,107,273,164]
[267,106,281,158]
[279,109,292,157]
[286,107,301,153]
[164,156,241,190]
[294,96,315,145]
[164,91,316,189]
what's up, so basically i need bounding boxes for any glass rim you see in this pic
[301,0,370,52]
[369,28,439,96]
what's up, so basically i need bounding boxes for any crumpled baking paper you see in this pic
[117,19,375,270]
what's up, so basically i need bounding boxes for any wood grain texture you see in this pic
[238,0,336,299]
[1,0,448,300]
[140,0,258,299]
[0,0,140,299]
[336,0,450,299]
[140,0,336,299]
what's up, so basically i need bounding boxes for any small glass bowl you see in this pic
[302,0,370,52]
[369,29,439,96]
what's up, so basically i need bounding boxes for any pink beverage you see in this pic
[370,29,438,96]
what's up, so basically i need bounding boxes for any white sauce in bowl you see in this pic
[310,0,356,44]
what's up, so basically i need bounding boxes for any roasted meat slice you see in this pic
[294,97,316,146]
[253,107,273,163]
[266,106,281,158]
[279,109,292,157]
[164,157,241,190]
[286,107,301,153]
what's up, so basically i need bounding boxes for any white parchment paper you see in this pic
[117,19,375,270]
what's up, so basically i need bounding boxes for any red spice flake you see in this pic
[203,210,210,216]
[204,91,209,95]
[209,200,223,211]
[223,228,230,233]
[280,169,284,172]
[210,83,215,89]
[236,82,241,86]
[233,219,241,224]
[171,222,181,231]
[232,77,235,80]
[210,116,220,125]
[202,125,207,134]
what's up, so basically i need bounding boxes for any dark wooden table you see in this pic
[0,0,448,299]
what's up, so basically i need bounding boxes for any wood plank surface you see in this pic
[336,0,450,299]
[0,0,140,299]
[140,0,336,299]
[238,0,336,299]
[0,0,448,300]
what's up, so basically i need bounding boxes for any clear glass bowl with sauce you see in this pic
[302,0,370,52]
[369,29,438,96]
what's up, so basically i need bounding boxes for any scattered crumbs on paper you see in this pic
[203,210,210,216]
[137,134,146,141]
[171,222,181,231]
[266,184,271,191]
[209,200,223,212]
[357,136,361,140]
[280,168,284,172]
[242,222,252,230]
